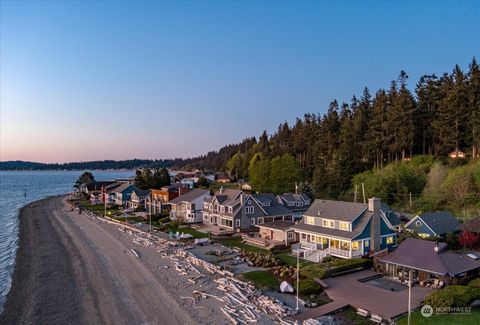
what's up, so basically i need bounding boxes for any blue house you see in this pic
[111,183,140,206]
[292,198,398,262]
[404,211,460,238]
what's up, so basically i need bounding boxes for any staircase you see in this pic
[305,249,328,262]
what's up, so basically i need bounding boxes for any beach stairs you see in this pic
[305,249,328,263]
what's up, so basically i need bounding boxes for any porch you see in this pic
[241,233,286,249]
[292,233,364,261]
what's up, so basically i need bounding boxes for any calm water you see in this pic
[0,170,134,313]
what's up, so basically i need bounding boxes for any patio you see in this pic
[241,233,285,249]
[293,270,434,322]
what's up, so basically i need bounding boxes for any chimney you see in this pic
[220,186,224,194]
[240,193,244,205]
[434,241,439,253]
[368,197,382,253]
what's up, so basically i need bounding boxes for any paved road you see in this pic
[0,196,194,325]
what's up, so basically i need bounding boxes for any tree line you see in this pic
[214,58,480,197]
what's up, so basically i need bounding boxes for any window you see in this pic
[250,206,254,214]
[258,217,264,224]
[301,233,307,240]
[305,216,315,225]
[352,241,359,250]
[340,222,349,230]
[220,206,225,213]
[204,203,208,209]
[235,219,241,227]
[247,200,251,205]
[228,207,233,213]
[364,240,370,247]
[329,221,335,228]
[415,220,422,228]
[322,219,327,227]
[386,236,394,245]
[287,232,294,240]
[251,218,255,226]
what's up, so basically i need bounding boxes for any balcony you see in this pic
[241,233,285,249]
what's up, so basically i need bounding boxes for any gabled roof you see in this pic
[205,189,243,205]
[169,189,210,204]
[252,193,292,216]
[304,199,368,222]
[408,211,460,236]
[381,203,402,227]
[111,183,137,194]
[292,211,374,240]
[278,193,310,203]
[380,238,480,276]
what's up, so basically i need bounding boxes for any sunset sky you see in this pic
[1,1,479,163]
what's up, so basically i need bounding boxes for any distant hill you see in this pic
[0,159,180,171]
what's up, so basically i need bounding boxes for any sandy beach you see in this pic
[0,196,233,324]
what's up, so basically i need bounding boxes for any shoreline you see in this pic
[0,196,212,324]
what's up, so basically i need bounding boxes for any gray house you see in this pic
[202,189,292,234]
[404,211,460,238]
[276,193,312,220]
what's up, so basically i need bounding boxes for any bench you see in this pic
[370,314,382,323]
[356,308,369,317]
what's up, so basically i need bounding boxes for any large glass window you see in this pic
[386,236,394,244]
[305,217,315,225]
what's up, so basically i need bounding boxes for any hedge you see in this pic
[425,284,478,309]
[297,279,323,296]
[300,258,371,279]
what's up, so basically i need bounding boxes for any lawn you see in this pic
[78,200,119,216]
[396,309,480,325]
[275,251,312,267]
[242,271,279,290]
[169,226,208,238]
[219,237,268,253]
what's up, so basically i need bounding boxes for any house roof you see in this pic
[279,193,310,203]
[417,211,460,235]
[304,199,368,222]
[381,203,402,227]
[205,189,243,205]
[461,217,480,233]
[169,189,210,204]
[292,211,373,240]
[256,220,295,231]
[252,193,293,216]
[380,238,480,276]
[111,182,136,194]
[133,189,150,197]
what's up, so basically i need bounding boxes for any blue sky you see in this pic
[1,1,479,163]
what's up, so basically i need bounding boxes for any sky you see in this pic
[1,1,479,163]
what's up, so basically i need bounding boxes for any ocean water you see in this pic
[0,170,134,313]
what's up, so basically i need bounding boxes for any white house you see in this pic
[170,189,211,223]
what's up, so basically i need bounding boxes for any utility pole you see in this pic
[408,269,412,325]
[362,183,366,204]
[296,251,300,312]
[149,196,152,232]
[354,185,358,203]
[409,192,412,208]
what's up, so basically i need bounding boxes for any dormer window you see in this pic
[340,222,349,231]
[305,217,315,225]
[228,207,233,213]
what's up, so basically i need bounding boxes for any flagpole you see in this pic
[296,249,300,312]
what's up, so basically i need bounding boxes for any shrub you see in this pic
[444,285,476,307]
[424,290,455,309]
[297,279,322,296]
[468,278,480,299]
[301,264,327,279]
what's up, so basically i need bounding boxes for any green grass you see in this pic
[396,309,480,325]
[242,271,279,290]
[78,200,119,216]
[169,227,208,238]
[219,237,268,253]
[275,251,312,267]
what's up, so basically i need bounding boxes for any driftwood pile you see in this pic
[94,216,298,324]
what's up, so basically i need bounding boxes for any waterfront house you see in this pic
[379,238,480,286]
[145,185,190,215]
[169,189,210,223]
[242,220,297,249]
[128,189,151,210]
[180,177,196,189]
[404,211,460,238]
[111,183,141,206]
[202,189,292,235]
[291,198,397,262]
[276,193,312,220]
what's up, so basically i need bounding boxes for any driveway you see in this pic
[323,270,434,320]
